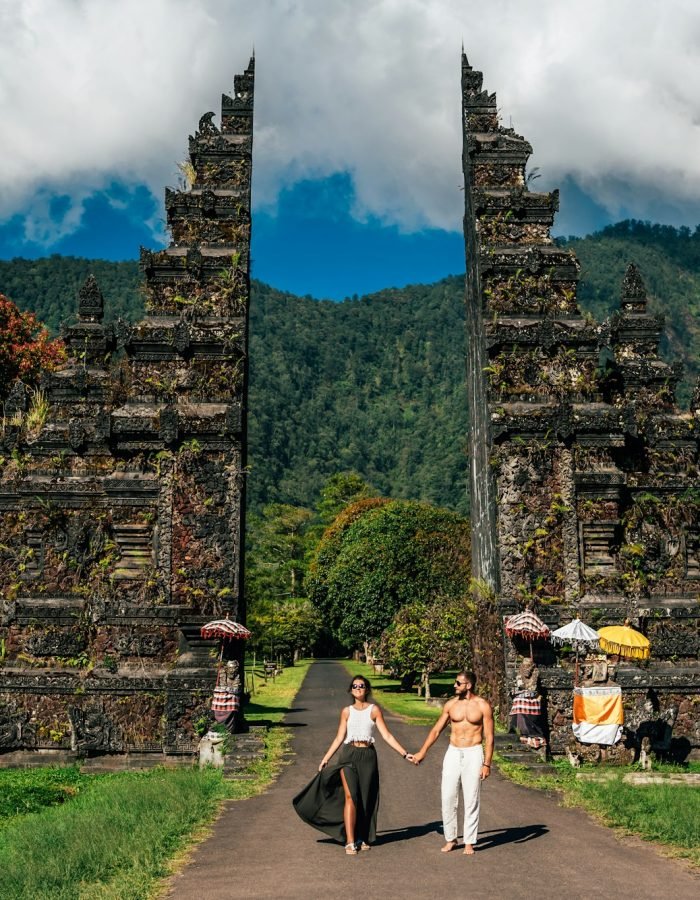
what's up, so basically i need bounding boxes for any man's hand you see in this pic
[480,764,491,780]
[412,751,424,765]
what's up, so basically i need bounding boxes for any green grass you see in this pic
[245,657,314,724]
[0,767,228,899]
[495,755,700,866]
[339,659,458,724]
[0,659,312,898]
[0,765,88,824]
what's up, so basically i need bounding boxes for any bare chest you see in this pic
[449,701,483,728]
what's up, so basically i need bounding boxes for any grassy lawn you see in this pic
[0,767,228,899]
[245,656,313,724]
[496,755,700,867]
[0,765,87,823]
[0,659,313,899]
[340,659,457,724]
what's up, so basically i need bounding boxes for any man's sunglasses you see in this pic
[454,680,468,686]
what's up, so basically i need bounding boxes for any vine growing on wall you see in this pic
[617,488,700,596]
[485,347,598,400]
[485,269,579,316]
[516,493,571,606]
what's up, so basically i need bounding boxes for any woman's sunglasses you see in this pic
[351,684,366,689]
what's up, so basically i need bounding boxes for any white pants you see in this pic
[441,744,483,845]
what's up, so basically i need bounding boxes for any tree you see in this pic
[302,472,380,558]
[247,597,322,663]
[245,503,314,609]
[316,472,378,525]
[379,594,475,699]
[0,293,65,402]
[307,499,470,653]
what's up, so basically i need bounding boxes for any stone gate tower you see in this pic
[0,59,254,762]
[462,54,700,755]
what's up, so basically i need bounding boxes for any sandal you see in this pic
[345,843,358,855]
[357,842,371,851]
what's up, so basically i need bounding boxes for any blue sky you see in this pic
[2,1,700,300]
[0,171,617,300]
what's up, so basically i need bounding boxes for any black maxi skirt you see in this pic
[292,743,380,845]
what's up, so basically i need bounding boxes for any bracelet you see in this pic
[483,763,491,768]
[402,751,408,758]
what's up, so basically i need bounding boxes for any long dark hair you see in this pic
[347,674,372,699]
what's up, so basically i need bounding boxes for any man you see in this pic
[413,670,494,855]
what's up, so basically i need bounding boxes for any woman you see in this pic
[293,675,414,854]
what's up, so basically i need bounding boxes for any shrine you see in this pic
[0,59,255,763]
[462,53,699,757]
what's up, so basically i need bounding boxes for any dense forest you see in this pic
[2,219,699,514]
[566,220,700,399]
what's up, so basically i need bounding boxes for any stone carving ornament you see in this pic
[196,111,219,136]
[0,709,34,748]
[69,705,123,752]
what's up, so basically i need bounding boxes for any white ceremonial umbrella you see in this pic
[550,617,600,685]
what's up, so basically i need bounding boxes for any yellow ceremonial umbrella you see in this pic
[597,621,650,661]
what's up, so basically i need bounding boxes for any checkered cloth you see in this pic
[211,686,240,713]
[509,691,541,716]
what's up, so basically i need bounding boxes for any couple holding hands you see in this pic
[293,671,494,856]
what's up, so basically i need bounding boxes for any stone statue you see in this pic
[509,658,546,749]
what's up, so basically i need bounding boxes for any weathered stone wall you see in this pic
[0,59,255,761]
[461,53,700,758]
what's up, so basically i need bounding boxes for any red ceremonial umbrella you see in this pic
[201,619,252,640]
[200,616,252,698]
[505,610,550,658]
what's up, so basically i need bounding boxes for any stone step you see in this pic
[622,772,700,786]
[498,749,544,761]
[80,754,182,773]
[495,732,528,745]
[0,750,78,769]
[496,746,555,773]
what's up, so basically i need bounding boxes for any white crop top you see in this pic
[344,704,375,744]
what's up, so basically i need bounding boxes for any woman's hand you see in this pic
[318,760,328,772]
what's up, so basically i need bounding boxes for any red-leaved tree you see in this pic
[0,293,66,401]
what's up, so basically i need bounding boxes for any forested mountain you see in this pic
[248,278,469,513]
[0,256,143,330]
[2,219,699,514]
[566,221,700,400]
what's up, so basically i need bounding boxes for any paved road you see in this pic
[166,660,698,900]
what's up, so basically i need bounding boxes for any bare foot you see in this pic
[441,840,458,853]
[463,844,475,856]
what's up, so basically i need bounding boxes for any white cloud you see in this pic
[2,0,700,244]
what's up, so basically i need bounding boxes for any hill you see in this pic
[564,221,700,399]
[1,219,699,513]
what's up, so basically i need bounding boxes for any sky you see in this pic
[2,0,700,300]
